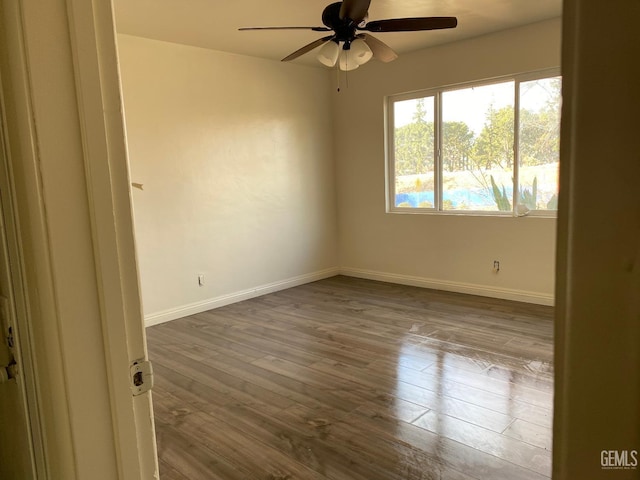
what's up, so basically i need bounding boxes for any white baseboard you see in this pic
[144,267,340,327]
[145,265,553,327]
[340,267,555,306]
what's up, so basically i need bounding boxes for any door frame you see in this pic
[0,0,158,478]
[64,0,158,475]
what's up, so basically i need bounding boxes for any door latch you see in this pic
[130,359,153,396]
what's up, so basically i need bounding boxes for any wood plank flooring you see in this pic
[147,275,554,480]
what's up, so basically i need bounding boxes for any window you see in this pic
[387,70,561,215]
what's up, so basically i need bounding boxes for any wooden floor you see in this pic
[147,276,554,480]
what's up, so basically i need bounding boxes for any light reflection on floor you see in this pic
[390,331,553,477]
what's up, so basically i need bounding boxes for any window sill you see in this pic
[387,208,557,218]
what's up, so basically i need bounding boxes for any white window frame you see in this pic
[385,68,561,217]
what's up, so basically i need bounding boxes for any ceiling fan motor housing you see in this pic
[322,2,359,44]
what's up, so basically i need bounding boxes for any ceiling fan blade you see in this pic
[339,0,371,24]
[281,35,334,62]
[239,26,331,32]
[359,34,398,63]
[363,17,458,32]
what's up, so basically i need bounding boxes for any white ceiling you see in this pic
[113,0,562,66]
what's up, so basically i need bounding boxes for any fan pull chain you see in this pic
[336,66,351,93]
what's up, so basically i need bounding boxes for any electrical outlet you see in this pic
[198,274,205,286]
[493,261,500,273]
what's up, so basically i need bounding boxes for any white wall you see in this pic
[333,19,562,304]
[117,35,338,324]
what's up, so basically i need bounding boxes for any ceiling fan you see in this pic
[239,0,457,71]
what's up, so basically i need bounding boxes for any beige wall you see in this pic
[117,35,338,323]
[333,18,561,304]
[554,0,640,477]
[118,20,562,322]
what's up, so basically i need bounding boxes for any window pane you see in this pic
[393,96,435,209]
[442,81,515,211]
[518,77,561,211]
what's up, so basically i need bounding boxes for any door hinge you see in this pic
[130,359,153,396]
[0,359,17,384]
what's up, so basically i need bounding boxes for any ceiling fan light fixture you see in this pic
[350,38,373,65]
[338,48,360,71]
[317,40,340,67]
